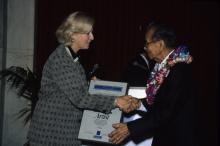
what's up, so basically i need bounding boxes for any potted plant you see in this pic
[0,66,40,125]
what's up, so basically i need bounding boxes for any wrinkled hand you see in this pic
[130,97,141,111]
[109,123,129,144]
[115,95,132,112]
[116,96,140,113]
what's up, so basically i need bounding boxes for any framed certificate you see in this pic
[88,80,127,96]
[78,108,121,144]
[78,80,127,144]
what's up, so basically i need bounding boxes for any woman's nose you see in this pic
[89,32,94,40]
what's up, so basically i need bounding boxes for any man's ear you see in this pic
[157,39,165,48]
[154,40,164,52]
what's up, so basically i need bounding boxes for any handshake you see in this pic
[114,95,141,113]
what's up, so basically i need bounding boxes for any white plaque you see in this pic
[78,80,127,144]
[78,109,121,144]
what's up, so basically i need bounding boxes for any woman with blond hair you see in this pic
[27,11,136,146]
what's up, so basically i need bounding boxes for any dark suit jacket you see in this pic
[127,63,197,146]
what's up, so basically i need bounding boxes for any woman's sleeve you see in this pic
[50,57,116,114]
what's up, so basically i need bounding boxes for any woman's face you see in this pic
[71,30,94,51]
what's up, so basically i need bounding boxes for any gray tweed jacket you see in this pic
[28,44,116,146]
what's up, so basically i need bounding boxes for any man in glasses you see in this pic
[109,21,197,146]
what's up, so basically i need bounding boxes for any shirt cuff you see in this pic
[137,102,147,112]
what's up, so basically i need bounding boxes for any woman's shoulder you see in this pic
[42,44,67,67]
[46,44,66,60]
[51,44,65,55]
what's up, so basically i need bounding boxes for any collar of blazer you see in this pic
[65,46,79,62]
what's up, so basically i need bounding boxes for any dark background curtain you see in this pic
[34,0,219,146]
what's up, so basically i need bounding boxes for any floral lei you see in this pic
[146,45,193,105]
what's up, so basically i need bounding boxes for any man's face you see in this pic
[145,29,162,61]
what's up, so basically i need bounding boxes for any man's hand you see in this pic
[115,96,140,113]
[130,97,141,111]
[108,123,130,144]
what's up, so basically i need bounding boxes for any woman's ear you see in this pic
[70,33,76,43]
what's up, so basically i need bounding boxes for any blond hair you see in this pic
[56,11,94,45]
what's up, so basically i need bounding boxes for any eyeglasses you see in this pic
[75,29,93,35]
[78,31,92,35]
[145,40,157,47]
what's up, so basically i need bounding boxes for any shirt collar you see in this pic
[158,49,174,70]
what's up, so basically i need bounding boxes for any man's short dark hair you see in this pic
[146,21,177,48]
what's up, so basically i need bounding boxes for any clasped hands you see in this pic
[114,95,140,113]
[109,95,140,144]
